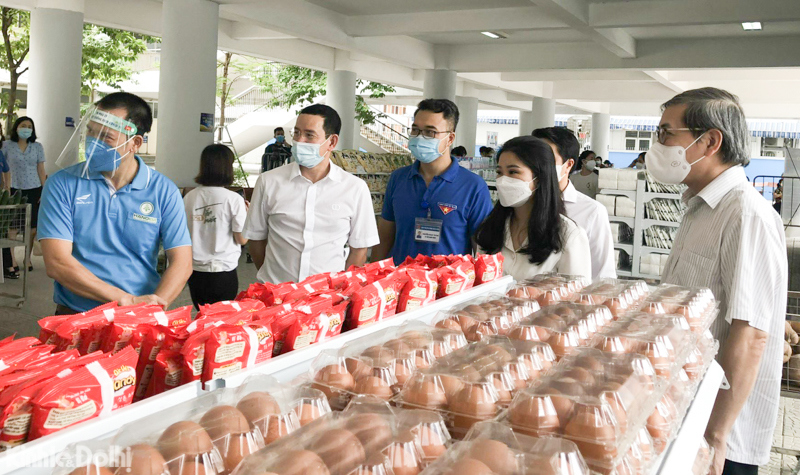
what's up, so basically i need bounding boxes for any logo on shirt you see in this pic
[139,202,154,215]
[76,193,93,205]
[438,203,458,215]
[132,213,157,224]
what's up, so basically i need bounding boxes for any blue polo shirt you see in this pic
[38,156,191,312]
[382,158,493,263]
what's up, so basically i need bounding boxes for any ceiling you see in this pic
[7,0,800,118]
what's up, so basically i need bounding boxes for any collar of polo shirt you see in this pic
[683,165,745,210]
[288,161,343,183]
[409,157,460,183]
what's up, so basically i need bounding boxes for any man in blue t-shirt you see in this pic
[371,99,493,264]
[38,92,192,314]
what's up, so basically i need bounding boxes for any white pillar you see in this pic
[531,97,556,130]
[156,0,219,187]
[27,2,83,175]
[353,118,362,151]
[519,111,534,136]
[591,113,611,158]
[326,70,357,150]
[423,70,457,102]
[454,96,478,156]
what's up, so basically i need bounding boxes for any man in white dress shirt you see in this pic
[533,127,616,279]
[650,88,787,475]
[243,104,380,284]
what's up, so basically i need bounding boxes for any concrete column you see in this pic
[353,118,362,151]
[591,113,611,158]
[156,0,219,187]
[531,97,556,130]
[454,96,478,156]
[423,69,457,102]
[27,1,84,175]
[326,70,357,150]
[519,111,534,136]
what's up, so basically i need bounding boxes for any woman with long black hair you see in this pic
[475,136,591,281]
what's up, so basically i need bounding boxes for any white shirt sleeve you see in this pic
[242,175,270,241]
[347,180,380,249]
[557,222,592,281]
[590,204,618,279]
[230,194,247,233]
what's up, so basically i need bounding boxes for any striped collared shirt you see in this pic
[663,165,788,465]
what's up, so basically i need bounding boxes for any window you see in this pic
[625,131,638,138]
[625,139,636,151]
[624,130,652,152]
[639,139,650,151]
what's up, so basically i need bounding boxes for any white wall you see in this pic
[475,122,520,150]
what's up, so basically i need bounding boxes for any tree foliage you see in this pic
[0,7,28,132]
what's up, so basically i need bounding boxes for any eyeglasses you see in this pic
[409,127,452,139]
[655,126,706,145]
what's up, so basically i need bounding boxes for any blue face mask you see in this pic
[17,128,32,140]
[276,135,285,143]
[292,137,329,169]
[408,136,444,164]
[85,136,126,173]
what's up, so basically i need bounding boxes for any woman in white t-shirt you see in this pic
[475,136,591,281]
[184,144,248,308]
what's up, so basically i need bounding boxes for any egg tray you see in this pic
[495,347,683,475]
[230,395,453,475]
[691,437,715,475]
[50,435,117,475]
[575,280,650,321]
[433,294,541,342]
[506,273,590,307]
[343,321,469,364]
[638,284,718,335]
[419,421,592,475]
[392,338,550,439]
[505,303,616,362]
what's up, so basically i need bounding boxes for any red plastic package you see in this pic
[37,315,72,345]
[202,323,274,382]
[27,347,138,441]
[0,346,55,376]
[329,269,368,290]
[475,253,505,284]
[348,273,407,328]
[146,350,183,398]
[236,282,276,304]
[365,258,395,274]
[0,350,79,398]
[54,304,117,354]
[133,326,164,402]
[258,304,298,356]
[436,263,474,299]
[397,267,439,312]
[0,337,42,357]
[99,305,192,354]
[282,301,348,354]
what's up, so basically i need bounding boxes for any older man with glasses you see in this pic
[371,98,493,264]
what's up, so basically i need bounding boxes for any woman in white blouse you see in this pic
[475,136,592,281]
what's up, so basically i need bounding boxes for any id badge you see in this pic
[414,217,443,243]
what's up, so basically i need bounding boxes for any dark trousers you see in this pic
[188,268,239,310]
[723,460,758,475]
[54,304,80,315]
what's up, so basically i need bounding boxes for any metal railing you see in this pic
[361,118,410,154]
[753,175,800,230]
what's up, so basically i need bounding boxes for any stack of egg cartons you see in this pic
[640,254,670,277]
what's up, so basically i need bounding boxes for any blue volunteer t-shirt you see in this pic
[38,156,191,312]
[382,158,493,264]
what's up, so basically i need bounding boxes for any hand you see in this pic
[118,293,167,307]
[707,436,727,475]
[244,200,250,211]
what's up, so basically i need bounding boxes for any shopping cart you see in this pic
[0,203,31,308]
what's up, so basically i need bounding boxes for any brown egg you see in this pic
[157,421,215,461]
[598,385,628,432]
[117,444,167,475]
[507,325,541,342]
[444,458,494,475]
[273,450,331,475]
[176,461,206,475]
[507,288,529,299]
[309,429,366,475]
[222,434,252,472]
[647,395,677,442]
[597,336,630,354]
[199,405,251,440]
[354,375,394,400]
[605,298,628,318]
[561,367,596,386]
[401,331,431,350]
[414,425,447,458]
[491,375,513,404]
[467,439,518,475]
[547,331,578,360]
[387,439,422,475]
[524,286,544,300]
[564,404,618,463]
[345,357,372,380]
[462,306,486,318]
[343,413,393,454]
[573,355,604,372]
[394,358,416,386]
[383,339,412,356]
[507,362,532,389]
[439,374,466,400]
[70,466,114,475]
[509,395,560,437]
[402,378,447,409]
[478,344,514,364]
[449,384,498,431]
[450,363,482,383]
[296,402,324,426]
[265,416,292,444]
[236,392,280,426]
[361,345,386,361]
[313,364,356,398]
[435,318,463,332]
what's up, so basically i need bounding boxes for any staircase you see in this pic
[360,108,411,155]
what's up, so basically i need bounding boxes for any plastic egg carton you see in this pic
[393,338,548,439]
[505,303,614,362]
[576,279,649,319]
[420,420,592,475]
[691,437,715,475]
[639,284,718,334]
[506,273,591,307]
[433,294,540,342]
[231,396,452,475]
[498,348,664,475]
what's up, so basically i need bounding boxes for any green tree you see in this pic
[0,8,29,133]
[255,63,395,126]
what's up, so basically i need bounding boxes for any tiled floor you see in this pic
[0,247,259,340]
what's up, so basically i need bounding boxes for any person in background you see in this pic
[3,117,45,273]
[603,160,613,168]
[570,150,600,199]
[39,92,192,314]
[244,104,379,284]
[0,124,13,279]
[184,144,248,309]
[629,152,647,169]
[262,126,292,172]
[475,136,591,281]
[451,146,468,159]
[533,127,616,279]
[651,87,787,475]
[480,146,496,158]
[572,150,596,173]
[371,99,493,264]
[773,178,783,214]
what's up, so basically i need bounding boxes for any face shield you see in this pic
[56,105,138,178]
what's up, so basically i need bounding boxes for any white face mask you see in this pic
[496,175,535,208]
[556,162,569,182]
[584,160,597,172]
[645,133,706,185]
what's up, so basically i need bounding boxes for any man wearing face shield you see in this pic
[38,92,192,314]
[371,99,493,264]
[242,104,379,284]
[650,88,787,475]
